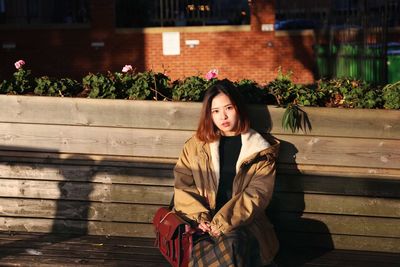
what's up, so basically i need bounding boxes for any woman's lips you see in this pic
[221,122,230,127]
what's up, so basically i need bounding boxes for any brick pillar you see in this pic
[250,0,276,32]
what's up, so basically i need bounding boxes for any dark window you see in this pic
[0,0,90,25]
[275,0,400,30]
[116,0,250,28]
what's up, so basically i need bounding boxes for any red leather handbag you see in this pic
[153,207,194,267]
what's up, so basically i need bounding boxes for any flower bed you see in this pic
[1,60,399,132]
[1,60,398,108]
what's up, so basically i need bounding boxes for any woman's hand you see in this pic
[198,221,211,233]
[209,225,221,237]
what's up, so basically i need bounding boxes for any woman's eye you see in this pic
[226,106,233,110]
[212,110,218,114]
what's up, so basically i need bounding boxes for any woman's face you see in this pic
[211,93,238,136]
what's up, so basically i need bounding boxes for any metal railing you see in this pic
[116,0,250,28]
[276,0,400,84]
[0,0,90,25]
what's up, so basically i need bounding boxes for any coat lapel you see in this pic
[236,129,271,173]
[209,139,220,187]
[208,129,271,187]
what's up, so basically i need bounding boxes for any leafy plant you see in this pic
[35,76,82,97]
[83,72,118,99]
[266,68,315,132]
[172,76,211,101]
[0,68,34,95]
[295,85,326,106]
[235,79,271,104]
[0,79,12,94]
[266,69,297,106]
[122,71,171,100]
[282,104,312,133]
[382,81,400,109]
[317,78,382,108]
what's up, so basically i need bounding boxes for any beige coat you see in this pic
[173,129,279,264]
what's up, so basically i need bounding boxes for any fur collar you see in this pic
[209,129,271,185]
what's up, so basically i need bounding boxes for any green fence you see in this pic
[315,44,400,84]
[387,47,400,83]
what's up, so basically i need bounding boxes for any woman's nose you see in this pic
[220,111,227,120]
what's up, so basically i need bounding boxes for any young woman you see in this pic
[173,80,279,267]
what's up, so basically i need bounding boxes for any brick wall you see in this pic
[0,0,316,84]
[142,29,316,84]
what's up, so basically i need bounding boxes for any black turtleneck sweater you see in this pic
[215,135,242,212]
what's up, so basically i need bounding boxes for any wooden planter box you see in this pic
[0,95,399,253]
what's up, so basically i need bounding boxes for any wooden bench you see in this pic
[0,95,399,266]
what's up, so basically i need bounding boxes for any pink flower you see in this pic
[122,65,133,73]
[205,69,218,80]
[14,60,25,70]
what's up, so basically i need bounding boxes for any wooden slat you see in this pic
[275,174,400,197]
[0,163,174,185]
[1,159,400,196]
[0,239,161,256]
[288,106,400,139]
[0,150,178,167]
[0,255,167,267]
[278,232,400,253]
[278,164,400,180]
[0,95,202,130]
[276,247,400,267]
[272,212,400,238]
[1,160,399,186]
[0,217,154,238]
[1,95,399,139]
[0,232,399,267]
[0,123,399,168]
[0,232,156,248]
[275,134,400,169]
[0,233,168,266]
[110,184,172,204]
[2,151,400,182]
[2,217,399,253]
[2,194,398,225]
[0,179,108,202]
[0,198,161,223]
[0,179,173,204]
[0,122,192,158]
[270,193,400,217]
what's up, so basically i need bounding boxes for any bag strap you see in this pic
[169,194,174,210]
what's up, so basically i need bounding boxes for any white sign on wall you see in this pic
[261,24,274,32]
[162,32,180,56]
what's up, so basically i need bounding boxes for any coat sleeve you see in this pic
[173,141,211,224]
[210,155,276,233]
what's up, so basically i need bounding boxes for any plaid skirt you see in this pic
[189,228,263,267]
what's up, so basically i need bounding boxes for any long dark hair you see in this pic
[196,79,249,142]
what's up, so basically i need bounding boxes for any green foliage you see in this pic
[317,78,382,108]
[121,71,171,100]
[172,76,212,101]
[13,69,34,94]
[382,81,400,109]
[0,69,34,94]
[282,104,312,133]
[235,79,271,104]
[0,80,12,94]
[3,63,399,115]
[83,72,118,99]
[266,69,297,106]
[266,69,326,107]
[34,76,82,97]
[295,85,326,106]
